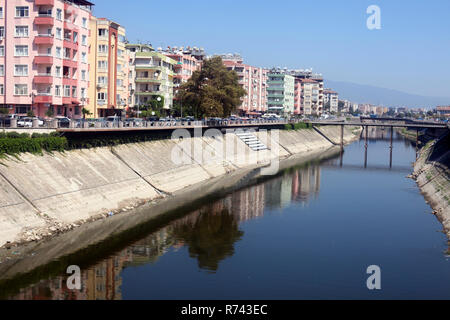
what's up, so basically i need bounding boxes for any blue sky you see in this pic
[91,0,450,98]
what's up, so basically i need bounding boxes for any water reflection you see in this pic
[7,163,323,300]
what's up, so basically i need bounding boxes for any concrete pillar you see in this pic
[83,121,89,129]
[32,119,39,128]
[119,121,123,128]
[95,121,101,128]
[10,119,17,128]
[69,120,75,128]
[52,119,58,128]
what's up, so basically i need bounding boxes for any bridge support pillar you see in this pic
[416,129,419,159]
[364,125,368,168]
[389,126,393,168]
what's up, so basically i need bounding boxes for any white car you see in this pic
[17,117,44,127]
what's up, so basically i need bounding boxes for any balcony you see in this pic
[35,93,53,104]
[34,55,53,64]
[35,0,54,5]
[34,35,54,45]
[35,16,54,26]
[34,75,53,84]
[135,77,163,83]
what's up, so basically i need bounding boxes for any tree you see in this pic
[82,107,92,119]
[27,110,35,117]
[0,108,8,115]
[176,56,246,118]
[45,107,54,118]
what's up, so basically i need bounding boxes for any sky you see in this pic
[90,0,450,98]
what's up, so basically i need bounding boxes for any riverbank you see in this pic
[412,132,450,240]
[0,126,360,249]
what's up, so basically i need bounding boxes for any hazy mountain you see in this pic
[324,79,450,109]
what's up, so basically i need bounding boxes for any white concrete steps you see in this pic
[235,131,268,151]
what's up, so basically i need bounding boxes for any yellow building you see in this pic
[87,17,129,118]
[126,44,176,111]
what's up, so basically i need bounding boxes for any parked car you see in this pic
[0,114,18,127]
[55,116,71,128]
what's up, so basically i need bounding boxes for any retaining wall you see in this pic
[0,126,359,247]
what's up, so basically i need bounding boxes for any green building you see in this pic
[267,70,295,115]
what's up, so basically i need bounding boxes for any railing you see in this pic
[0,118,447,130]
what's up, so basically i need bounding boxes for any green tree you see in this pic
[82,107,92,119]
[27,110,35,117]
[176,56,246,118]
[45,107,54,118]
[0,108,9,115]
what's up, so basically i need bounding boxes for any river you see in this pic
[3,129,450,299]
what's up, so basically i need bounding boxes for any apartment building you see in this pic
[87,17,128,118]
[220,54,268,115]
[267,69,295,115]
[127,44,176,110]
[0,0,93,118]
[287,70,323,116]
[323,89,339,113]
[162,47,201,89]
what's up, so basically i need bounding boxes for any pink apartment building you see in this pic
[162,47,201,89]
[221,54,268,116]
[0,0,93,118]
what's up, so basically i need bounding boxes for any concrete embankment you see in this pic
[412,132,450,239]
[0,126,360,248]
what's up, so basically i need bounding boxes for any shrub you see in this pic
[0,136,67,156]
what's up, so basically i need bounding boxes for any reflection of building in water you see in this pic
[228,184,265,222]
[280,174,293,208]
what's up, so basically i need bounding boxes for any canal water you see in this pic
[4,129,450,299]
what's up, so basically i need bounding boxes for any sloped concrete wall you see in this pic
[0,126,358,247]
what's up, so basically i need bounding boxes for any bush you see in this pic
[0,136,67,156]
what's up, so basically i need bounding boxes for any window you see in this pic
[56,9,62,21]
[0,65,3,76]
[56,28,62,39]
[97,92,106,100]
[55,47,62,58]
[0,84,3,95]
[0,46,3,56]
[98,61,108,69]
[98,76,107,85]
[55,66,61,77]
[74,106,80,115]
[98,29,108,37]
[14,84,28,96]
[81,35,87,45]
[73,31,78,43]
[64,48,71,59]
[82,17,87,28]
[14,65,28,76]
[72,86,77,98]
[117,79,123,87]
[81,70,86,81]
[15,45,28,56]
[15,6,29,17]
[81,88,86,98]
[98,45,108,54]
[55,85,61,96]
[81,52,87,63]
[15,26,29,37]
[0,7,3,19]
[0,27,4,39]
[64,85,71,97]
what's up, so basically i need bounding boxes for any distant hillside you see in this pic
[324,80,450,108]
